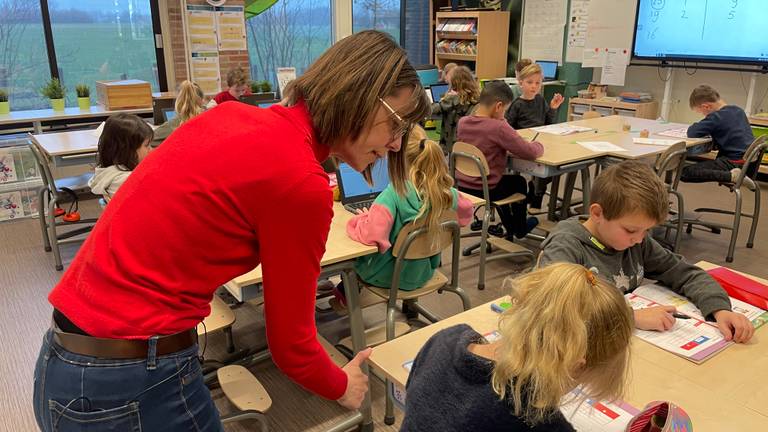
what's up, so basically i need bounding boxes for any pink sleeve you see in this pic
[456,193,474,227]
[497,122,544,160]
[346,203,394,253]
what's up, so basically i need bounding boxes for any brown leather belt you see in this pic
[53,328,197,359]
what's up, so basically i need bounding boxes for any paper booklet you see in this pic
[656,127,689,139]
[626,284,767,363]
[561,389,639,432]
[532,123,594,135]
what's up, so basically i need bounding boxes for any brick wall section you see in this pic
[165,0,251,90]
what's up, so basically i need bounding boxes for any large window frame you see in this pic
[38,0,167,94]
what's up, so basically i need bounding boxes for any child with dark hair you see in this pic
[88,113,154,199]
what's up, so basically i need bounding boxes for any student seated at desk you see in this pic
[681,85,756,189]
[208,66,249,108]
[440,62,457,85]
[402,263,634,432]
[540,160,754,343]
[505,63,565,209]
[509,58,532,101]
[88,114,154,199]
[456,81,543,240]
[152,80,205,146]
[432,65,479,154]
[334,127,473,304]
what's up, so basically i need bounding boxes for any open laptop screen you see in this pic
[538,61,558,80]
[161,108,177,122]
[429,83,449,102]
[336,158,389,203]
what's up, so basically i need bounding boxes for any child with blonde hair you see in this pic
[402,263,634,431]
[432,65,480,153]
[334,126,473,305]
[510,58,533,100]
[152,80,205,146]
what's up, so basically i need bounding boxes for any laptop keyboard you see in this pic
[344,201,373,214]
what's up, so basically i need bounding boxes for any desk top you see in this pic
[0,105,151,126]
[518,116,711,165]
[30,130,100,157]
[369,261,768,430]
[749,115,768,127]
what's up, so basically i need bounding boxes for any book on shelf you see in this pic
[436,18,477,33]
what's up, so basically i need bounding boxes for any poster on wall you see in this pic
[186,5,217,51]
[215,5,247,51]
[276,67,297,98]
[191,51,222,95]
[566,0,591,63]
[521,0,567,63]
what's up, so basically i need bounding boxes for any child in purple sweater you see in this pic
[456,81,543,240]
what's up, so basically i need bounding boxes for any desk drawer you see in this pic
[53,152,98,167]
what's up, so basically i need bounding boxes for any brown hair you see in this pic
[689,84,721,108]
[514,58,533,77]
[97,114,154,171]
[405,125,455,240]
[447,65,480,105]
[226,67,248,88]
[591,160,668,222]
[518,63,542,81]
[283,30,431,195]
[493,263,633,424]
[478,81,514,106]
[175,80,204,123]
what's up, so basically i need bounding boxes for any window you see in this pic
[352,0,401,43]
[49,0,160,105]
[0,1,49,110]
[246,0,332,89]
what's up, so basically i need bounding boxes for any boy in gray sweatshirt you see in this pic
[540,160,754,343]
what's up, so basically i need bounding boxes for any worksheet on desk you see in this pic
[632,284,767,324]
[560,390,638,432]
[656,127,689,139]
[626,292,729,362]
[531,124,594,135]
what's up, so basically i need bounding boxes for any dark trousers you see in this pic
[459,174,528,237]
[681,158,737,183]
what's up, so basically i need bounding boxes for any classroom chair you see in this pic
[358,209,470,425]
[29,142,98,271]
[450,141,535,290]
[199,296,272,431]
[654,141,688,252]
[582,110,601,119]
[682,135,767,262]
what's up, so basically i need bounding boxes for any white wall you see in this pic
[597,67,768,123]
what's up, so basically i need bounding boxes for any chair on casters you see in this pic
[357,209,471,425]
[654,141,688,252]
[682,135,767,262]
[29,141,98,271]
[450,141,535,290]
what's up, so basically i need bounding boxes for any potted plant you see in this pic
[0,89,8,115]
[75,84,91,110]
[40,78,66,111]
[248,80,276,101]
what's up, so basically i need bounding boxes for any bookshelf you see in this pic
[434,11,510,80]
[567,98,659,121]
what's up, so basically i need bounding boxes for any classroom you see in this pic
[2,0,768,431]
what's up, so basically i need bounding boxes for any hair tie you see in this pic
[584,268,598,287]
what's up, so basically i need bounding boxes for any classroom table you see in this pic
[0,105,151,134]
[29,129,100,168]
[749,115,768,128]
[368,261,768,431]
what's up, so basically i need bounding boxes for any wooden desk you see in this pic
[369,261,768,430]
[0,105,151,134]
[29,130,99,168]
[749,116,768,128]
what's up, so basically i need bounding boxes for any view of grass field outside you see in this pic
[0,0,158,110]
[246,0,400,88]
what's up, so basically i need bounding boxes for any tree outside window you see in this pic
[353,0,401,43]
[0,1,49,110]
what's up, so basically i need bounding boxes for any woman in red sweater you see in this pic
[33,30,430,432]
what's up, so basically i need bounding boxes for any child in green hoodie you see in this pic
[540,160,754,343]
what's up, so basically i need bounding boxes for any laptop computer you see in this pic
[538,61,558,82]
[258,102,274,108]
[161,108,177,122]
[429,83,450,102]
[336,158,390,214]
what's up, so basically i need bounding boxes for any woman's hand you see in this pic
[336,348,372,410]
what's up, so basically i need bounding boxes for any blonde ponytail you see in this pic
[405,125,454,239]
[175,80,204,123]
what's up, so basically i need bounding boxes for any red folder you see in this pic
[707,267,768,310]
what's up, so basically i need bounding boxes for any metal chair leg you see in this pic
[726,190,743,263]
[38,187,52,252]
[384,380,395,425]
[477,210,490,290]
[747,183,761,248]
[47,197,63,271]
[673,190,684,253]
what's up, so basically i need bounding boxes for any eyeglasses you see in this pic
[378,97,411,142]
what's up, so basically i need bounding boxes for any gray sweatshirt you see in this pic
[88,165,131,199]
[539,218,731,319]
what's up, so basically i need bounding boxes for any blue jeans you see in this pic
[33,329,223,432]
